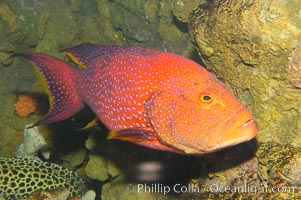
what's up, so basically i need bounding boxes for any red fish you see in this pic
[19,43,258,154]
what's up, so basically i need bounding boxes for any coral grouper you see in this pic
[18,43,258,154]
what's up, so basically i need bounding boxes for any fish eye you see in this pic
[200,95,212,103]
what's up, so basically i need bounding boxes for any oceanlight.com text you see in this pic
[125,182,298,196]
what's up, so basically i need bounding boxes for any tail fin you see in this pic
[18,53,84,126]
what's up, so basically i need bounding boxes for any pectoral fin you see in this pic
[107,127,155,142]
[107,127,183,153]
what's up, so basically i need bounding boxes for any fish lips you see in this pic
[195,119,258,154]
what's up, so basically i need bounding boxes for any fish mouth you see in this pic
[218,119,258,148]
[196,119,258,154]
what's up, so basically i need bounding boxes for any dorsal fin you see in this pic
[62,43,104,69]
[62,43,160,69]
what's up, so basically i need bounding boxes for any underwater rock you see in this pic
[85,154,111,182]
[0,1,34,63]
[85,132,99,151]
[107,159,121,178]
[157,20,185,43]
[71,0,82,13]
[112,0,145,16]
[32,1,81,55]
[257,143,301,186]
[172,0,206,23]
[111,4,158,43]
[80,190,96,200]
[0,51,13,66]
[0,2,28,51]
[93,0,125,44]
[60,147,86,168]
[143,0,159,23]
[0,42,14,52]
[16,123,48,159]
[0,2,19,33]
[189,0,301,146]
[84,132,113,182]
[0,93,23,157]
[280,153,301,186]
[37,12,51,40]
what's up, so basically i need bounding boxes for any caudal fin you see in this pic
[18,53,84,126]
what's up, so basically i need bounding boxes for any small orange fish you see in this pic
[18,43,258,154]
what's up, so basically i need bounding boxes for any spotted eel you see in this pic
[0,157,87,199]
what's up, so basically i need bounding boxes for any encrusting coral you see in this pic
[14,93,39,117]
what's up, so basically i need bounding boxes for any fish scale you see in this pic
[18,43,258,154]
